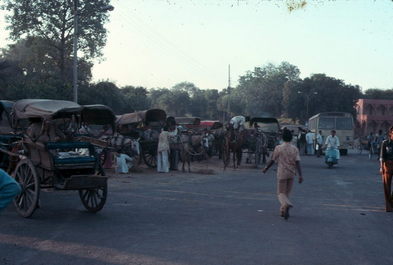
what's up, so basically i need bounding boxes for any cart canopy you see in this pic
[199,120,223,130]
[246,117,280,133]
[81,105,116,127]
[12,99,82,121]
[117,109,166,126]
[175,117,201,126]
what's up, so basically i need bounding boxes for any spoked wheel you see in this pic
[79,183,107,213]
[142,144,157,168]
[13,159,40,218]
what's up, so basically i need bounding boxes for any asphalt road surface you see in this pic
[1,153,392,265]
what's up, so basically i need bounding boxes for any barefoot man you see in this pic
[263,129,303,219]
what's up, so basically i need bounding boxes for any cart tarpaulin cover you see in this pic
[13,99,82,121]
[81,105,116,126]
[116,109,166,125]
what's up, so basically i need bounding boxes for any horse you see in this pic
[178,132,208,172]
[223,128,246,169]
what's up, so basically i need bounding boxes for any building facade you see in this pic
[356,99,393,136]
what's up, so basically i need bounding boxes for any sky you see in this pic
[1,0,393,91]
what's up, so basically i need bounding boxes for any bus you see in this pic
[308,112,354,155]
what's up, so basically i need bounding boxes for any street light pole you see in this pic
[73,0,78,103]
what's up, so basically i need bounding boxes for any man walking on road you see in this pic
[263,129,303,219]
[379,126,393,212]
[0,168,21,212]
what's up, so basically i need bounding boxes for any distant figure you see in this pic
[297,127,306,155]
[168,123,180,170]
[0,169,21,212]
[315,130,324,157]
[263,129,303,220]
[376,130,386,158]
[305,130,315,155]
[157,128,170,173]
[379,126,393,212]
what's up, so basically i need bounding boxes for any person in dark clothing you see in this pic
[380,126,393,212]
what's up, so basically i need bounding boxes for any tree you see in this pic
[2,0,112,80]
[2,37,92,85]
[121,86,150,111]
[293,74,361,122]
[79,81,132,114]
[236,62,300,117]
[363,89,393,100]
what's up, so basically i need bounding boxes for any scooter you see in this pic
[325,148,339,168]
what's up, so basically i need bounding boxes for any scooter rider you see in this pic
[325,130,340,159]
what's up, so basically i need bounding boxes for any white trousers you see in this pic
[157,151,169,173]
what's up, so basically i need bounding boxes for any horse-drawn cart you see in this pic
[248,117,280,150]
[0,99,110,217]
[116,109,166,168]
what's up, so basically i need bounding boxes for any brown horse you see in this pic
[179,133,208,172]
[223,129,246,169]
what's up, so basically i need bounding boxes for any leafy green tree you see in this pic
[236,62,300,117]
[2,37,92,85]
[79,81,132,114]
[121,86,150,111]
[2,0,112,80]
[293,74,361,122]
[363,88,393,100]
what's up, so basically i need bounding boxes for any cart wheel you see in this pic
[79,183,107,213]
[142,149,157,168]
[13,159,40,218]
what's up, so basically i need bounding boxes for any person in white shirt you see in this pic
[305,130,315,155]
[325,130,340,159]
[229,116,246,131]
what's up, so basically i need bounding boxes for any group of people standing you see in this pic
[297,128,326,156]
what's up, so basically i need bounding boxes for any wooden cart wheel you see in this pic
[13,159,40,218]
[142,145,157,168]
[79,183,107,213]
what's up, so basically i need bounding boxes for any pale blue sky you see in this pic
[1,0,393,91]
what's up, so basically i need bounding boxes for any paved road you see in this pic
[1,153,392,265]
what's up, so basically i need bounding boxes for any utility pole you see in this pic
[227,64,231,121]
[73,0,78,103]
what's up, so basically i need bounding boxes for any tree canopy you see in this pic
[2,0,112,80]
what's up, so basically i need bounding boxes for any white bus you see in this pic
[308,112,354,155]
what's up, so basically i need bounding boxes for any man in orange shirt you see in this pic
[263,129,303,219]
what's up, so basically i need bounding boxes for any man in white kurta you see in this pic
[325,130,340,159]
[157,130,170,173]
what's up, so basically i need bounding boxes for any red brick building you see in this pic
[356,99,393,136]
